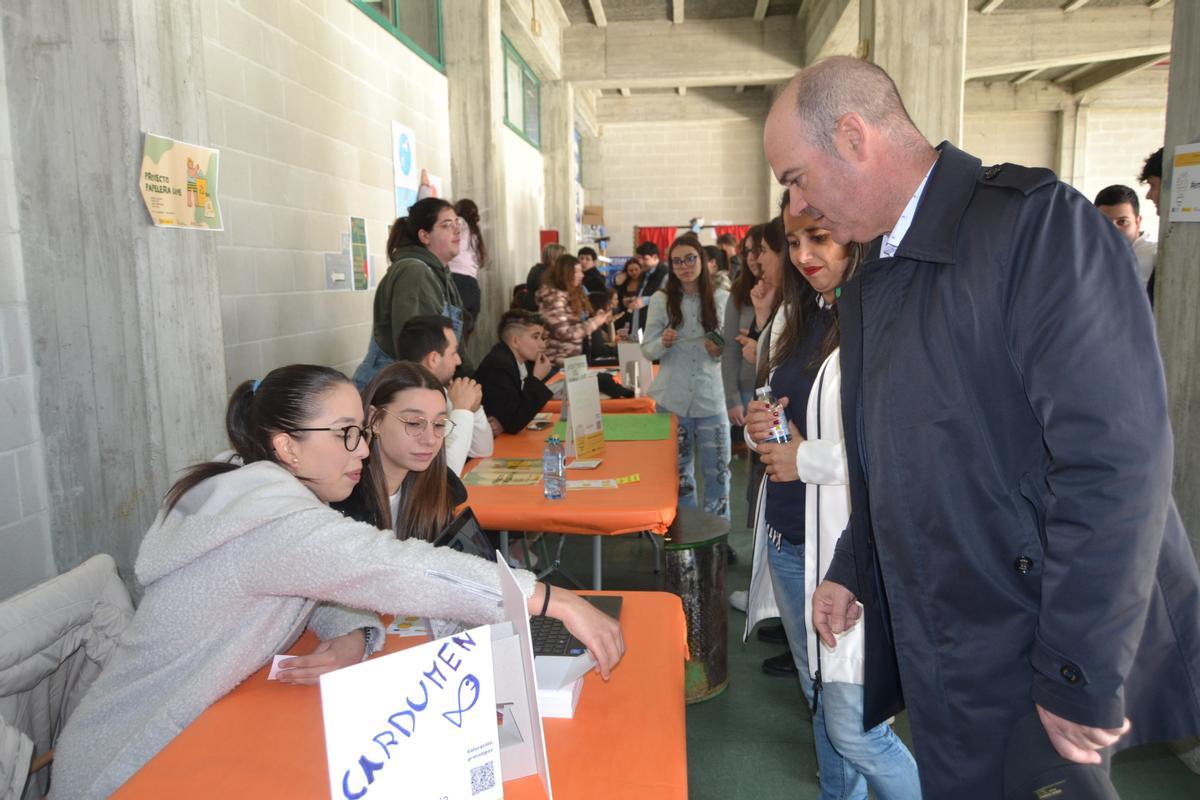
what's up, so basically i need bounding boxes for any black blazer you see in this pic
[474,343,554,434]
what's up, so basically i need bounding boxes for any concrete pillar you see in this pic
[1,0,226,588]
[443,0,511,364]
[543,80,579,253]
[860,0,967,147]
[1157,0,1200,560]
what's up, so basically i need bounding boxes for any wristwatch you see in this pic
[361,626,378,661]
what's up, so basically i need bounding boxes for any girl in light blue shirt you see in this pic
[643,234,731,519]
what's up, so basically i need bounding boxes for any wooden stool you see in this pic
[664,509,730,703]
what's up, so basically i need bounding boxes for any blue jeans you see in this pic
[351,337,394,391]
[676,413,731,519]
[820,682,922,799]
[767,539,867,800]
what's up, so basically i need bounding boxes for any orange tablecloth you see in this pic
[465,415,678,536]
[544,395,656,414]
[114,591,688,800]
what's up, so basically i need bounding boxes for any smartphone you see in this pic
[527,420,552,431]
[705,330,725,347]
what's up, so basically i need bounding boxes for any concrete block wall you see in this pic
[201,0,454,389]
[1078,108,1166,242]
[0,33,54,599]
[595,119,770,256]
[962,111,1058,173]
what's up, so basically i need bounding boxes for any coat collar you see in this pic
[889,141,982,266]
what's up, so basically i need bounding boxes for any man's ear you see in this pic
[832,112,869,164]
[271,431,296,464]
[422,352,440,372]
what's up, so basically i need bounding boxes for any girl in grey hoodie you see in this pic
[49,365,624,799]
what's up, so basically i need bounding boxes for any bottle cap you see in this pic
[755,386,773,398]
[547,436,560,444]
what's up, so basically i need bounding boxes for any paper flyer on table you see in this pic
[319,625,503,800]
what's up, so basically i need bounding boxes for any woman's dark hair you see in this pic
[543,254,593,316]
[386,197,454,261]
[764,215,817,377]
[704,245,729,273]
[343,362,455,541]
[762,215,868,379]
[164,365,351,512]
[664,234,719,332]
[454,198,488,268]
[729,224,764,310]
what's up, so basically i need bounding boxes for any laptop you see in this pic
[433,510,622,657]
[529,596,623,657]
[432,508,497,562]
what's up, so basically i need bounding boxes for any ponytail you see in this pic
[386,197,453,261]
[163,365,351,512]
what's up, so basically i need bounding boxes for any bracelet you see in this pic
[361,627,376,661]
[539,583,552,617]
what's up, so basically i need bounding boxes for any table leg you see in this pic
[592,536,602,591]
[500,531,510,564]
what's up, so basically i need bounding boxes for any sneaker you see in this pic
[506,544,539,570]
[729,590,748,613]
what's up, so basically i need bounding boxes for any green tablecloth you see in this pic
[552,413,672,441]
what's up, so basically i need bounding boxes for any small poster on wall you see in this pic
[392,121,419,218]
[139,133,223,230]
[349,216,369,291]
[1168,143,1200,223]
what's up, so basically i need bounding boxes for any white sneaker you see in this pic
[729,590,748,613]
[506,547,539,570]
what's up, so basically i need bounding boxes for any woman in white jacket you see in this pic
[49,364,624,800]
[746,212,921,798]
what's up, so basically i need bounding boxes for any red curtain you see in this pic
[635,226,680,258]
[714,225,752,245]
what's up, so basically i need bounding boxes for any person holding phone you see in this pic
[643,234,731,519]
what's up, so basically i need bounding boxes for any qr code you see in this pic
[470,761,496,795]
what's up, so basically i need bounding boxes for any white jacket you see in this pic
[445,401,494,476]
[49,462,535,799]
[741,314,865,685]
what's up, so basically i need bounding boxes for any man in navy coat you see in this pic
[763,56,1200,796]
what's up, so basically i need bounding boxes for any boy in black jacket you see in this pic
[474,310,556,434]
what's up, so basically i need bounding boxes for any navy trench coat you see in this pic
[823,142,1200,796]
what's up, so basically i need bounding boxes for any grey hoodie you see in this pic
[49,462,535,799]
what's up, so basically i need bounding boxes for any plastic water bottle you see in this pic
[543,436,567,500]
[755,386,792,444]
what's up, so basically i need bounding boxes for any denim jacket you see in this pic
[643,289,728,418]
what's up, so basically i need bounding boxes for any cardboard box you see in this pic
[581,205,604,225]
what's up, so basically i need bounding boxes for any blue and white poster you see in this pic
[392,121,419,218]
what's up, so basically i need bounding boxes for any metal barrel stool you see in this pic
[663,508,730,703]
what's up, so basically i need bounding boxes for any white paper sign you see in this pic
[617,342,655,396]
[319,625,503,800]
[562,356,604,459]
[1168,142,1200,223]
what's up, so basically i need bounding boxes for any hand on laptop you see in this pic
[529,583,626,679]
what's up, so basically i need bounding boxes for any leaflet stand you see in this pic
[618,342,654,397]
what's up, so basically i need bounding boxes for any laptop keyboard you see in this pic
[529,615,586,657]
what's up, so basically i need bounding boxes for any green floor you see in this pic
[548,451,1200,798]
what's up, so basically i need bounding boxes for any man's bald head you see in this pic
[787,56,927,153]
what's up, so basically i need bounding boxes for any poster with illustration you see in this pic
[139,133,223,230]
[392,121,419,218]
[350,216,369,291]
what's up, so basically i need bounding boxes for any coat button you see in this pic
[1060,665,1080,684]
[1014,556,1034,574]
